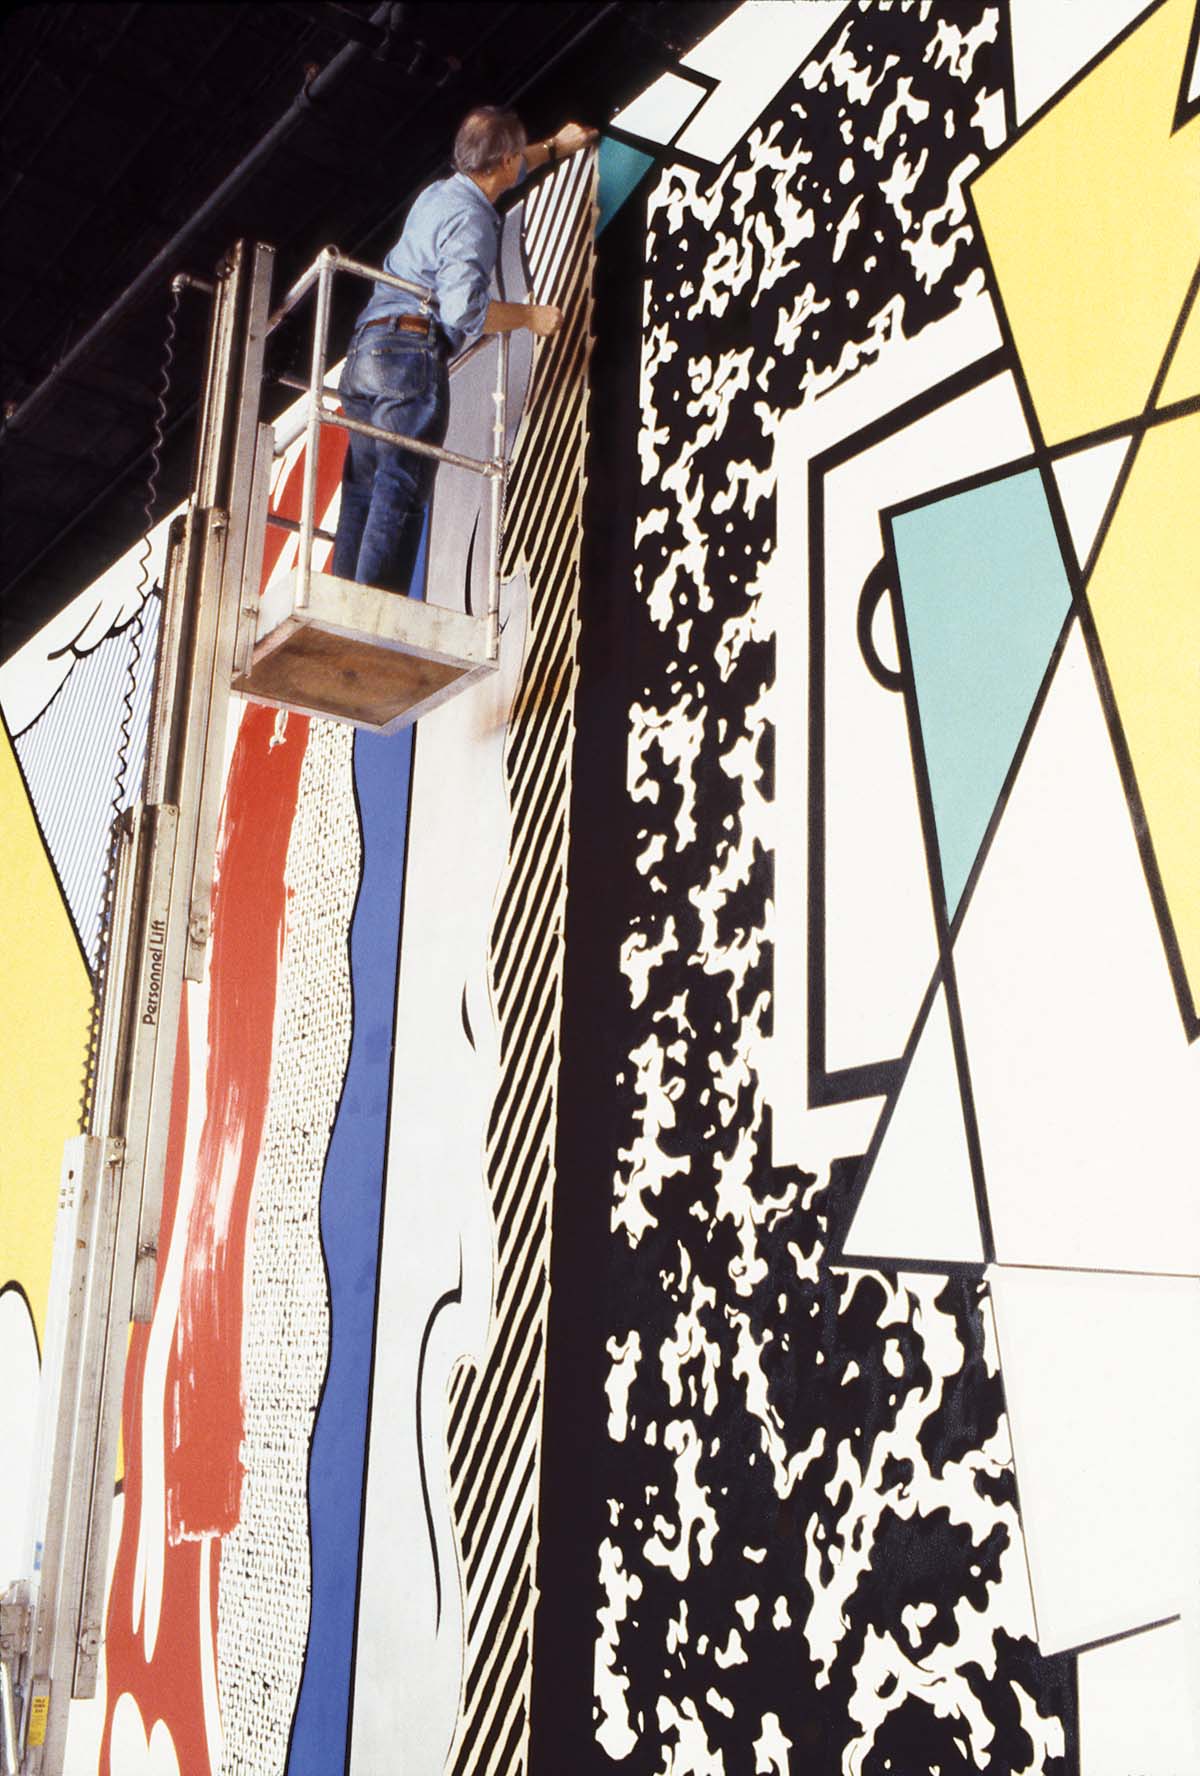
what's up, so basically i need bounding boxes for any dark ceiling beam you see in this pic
[0,0,404,446]
[283,2,393,50]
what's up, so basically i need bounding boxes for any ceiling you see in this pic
[0,0,733,661]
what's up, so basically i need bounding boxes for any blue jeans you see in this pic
[331,328,450,594]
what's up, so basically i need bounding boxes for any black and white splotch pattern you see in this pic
[594,6,1076,1771]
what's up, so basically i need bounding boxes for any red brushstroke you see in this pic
[100,1005,215,1776]
[100,704,309,1772]
[98,411,343,1771]
[169,703,309,1537]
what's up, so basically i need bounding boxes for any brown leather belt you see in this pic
[361,313,434,337]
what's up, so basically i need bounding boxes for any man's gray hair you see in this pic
[453,106,527,174]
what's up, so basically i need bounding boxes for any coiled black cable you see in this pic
[79,280,181,1133]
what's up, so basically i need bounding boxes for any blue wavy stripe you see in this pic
[286,721,412,1776]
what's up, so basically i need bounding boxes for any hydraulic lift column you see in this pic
[16,241,273,1776]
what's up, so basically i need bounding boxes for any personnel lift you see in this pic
[237,241,510,728]
[1,237,512,1775]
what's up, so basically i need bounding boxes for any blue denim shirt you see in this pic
[356,165,525,356]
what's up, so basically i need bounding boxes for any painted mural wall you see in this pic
[1,4,1197,1774]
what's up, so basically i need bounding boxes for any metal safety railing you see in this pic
[264,246,510,653]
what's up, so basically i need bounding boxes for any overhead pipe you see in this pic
[1,2,405,442]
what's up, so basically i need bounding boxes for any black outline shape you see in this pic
[1172,0,1200,130]
[963,108,1200,1037]
[1045,392,1195,457]
[987,1259,1200,1281]
[13,587,160,741]
[416,1249,465,1632]
[996,0,1018,145]
[463,509,480,619]
[831,965,986,1278]
[461,984,476,1052]
[854,557,904,692]
[0,1278,42,1365]
[806,345,1009,1111]
[1058,1612,1182,1662]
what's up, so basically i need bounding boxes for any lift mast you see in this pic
[9,240,273,1775]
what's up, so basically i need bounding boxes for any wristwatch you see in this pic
[545,137,558,163]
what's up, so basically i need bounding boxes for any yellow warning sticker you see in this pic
[29,1692,50,1747]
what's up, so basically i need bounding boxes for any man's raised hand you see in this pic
[527,304,564,338]
[552,122,599,158]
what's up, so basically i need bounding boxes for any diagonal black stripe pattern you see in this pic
[445,151,597,1776]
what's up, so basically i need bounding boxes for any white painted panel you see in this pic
[989,1264,1200,1655]
[1078,1620,1200,1776]
[1007,0,1156,126]
[843,984,983,1265]
[612,71,708,145]
[1050,434,1133,574]
[955,625,1200,1275]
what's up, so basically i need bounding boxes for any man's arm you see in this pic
[483,299,562,338]
[485,122,597,336]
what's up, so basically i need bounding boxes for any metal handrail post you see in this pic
[487,333,509,656]
[297,249,334,609]
[265,258,320,337]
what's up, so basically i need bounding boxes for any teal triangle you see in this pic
[597,137,655,236]
[891,467,1072,917]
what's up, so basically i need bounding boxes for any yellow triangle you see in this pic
[0,721,92,1349]
[973,0,1200,445]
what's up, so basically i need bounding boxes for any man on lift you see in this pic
[331,107,596,595]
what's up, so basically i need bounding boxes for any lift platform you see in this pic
[243,569,497,729]
[230,245,510,731]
